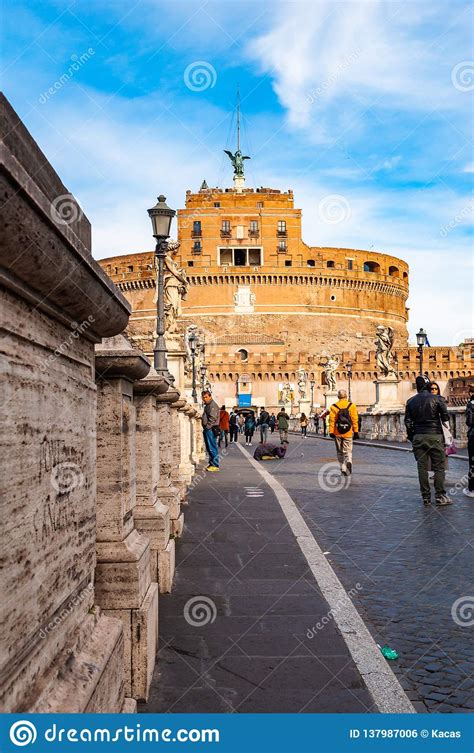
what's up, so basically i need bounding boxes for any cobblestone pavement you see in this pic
[261,434,474,713]
[140,442,376,713]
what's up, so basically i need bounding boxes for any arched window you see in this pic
[307,259,315,267]
[389,266,400,277]
[364,261,380,273]
[237,348,248,362]
[326,260,335,268]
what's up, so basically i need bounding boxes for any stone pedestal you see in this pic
[324,391,338,409]
[133,371,173,585]
[298,398,311,417]
[95,339,158,702]
[367,377,403,413]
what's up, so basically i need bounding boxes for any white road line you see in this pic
[236,442,415,714]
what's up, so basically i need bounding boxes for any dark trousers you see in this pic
[203,428,219,467]
[229,426,238,442]
[412,433,446,499]
[218,429,228,448]
[468,434,474,491]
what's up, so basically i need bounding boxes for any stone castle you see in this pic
[100,181,471,411]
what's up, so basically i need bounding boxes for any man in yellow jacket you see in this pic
[329,389,359,475]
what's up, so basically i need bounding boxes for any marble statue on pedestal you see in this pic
[375,325,396,377]
[321,355,339,392]
[163,241,188,334]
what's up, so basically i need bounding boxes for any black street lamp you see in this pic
[147,195,176,378]
[416,328,428,377]
[310,379,315,414]
[200,363,208,392]
[188,330,199,402]
[345,361,353,400]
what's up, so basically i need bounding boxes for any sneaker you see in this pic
[422,497,431,505]
[462,488,474,498]
[435,495,453,506]
[340,463,347,476]
[206,465,220,472]
[346,461,352,475]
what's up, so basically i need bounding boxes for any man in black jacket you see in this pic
[404,376,452,505]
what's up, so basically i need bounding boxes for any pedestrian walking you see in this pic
[300,412,308,437]
[404,376,452,505]
[201,390,220,471]
[258,407,270,443]
[320,409,329,437]
[463,384,474,498]
[218,405,230,448]
[314,413,320,434]
[229,410,239,443]
[329,390,359,476]
[277,407,290,443]
[269,413,276,433]
[244,412,256,446]
[238,413,245,434]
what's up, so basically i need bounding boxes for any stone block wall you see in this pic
[0,94,204,711]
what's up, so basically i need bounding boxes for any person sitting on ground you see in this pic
[329,389,359,476]
[253,441,288,461]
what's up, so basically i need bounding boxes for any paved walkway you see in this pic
[141,434,473,714]
[140,441,375,713]
[264,434,474,713]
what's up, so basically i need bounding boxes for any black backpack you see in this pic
[336,402,353,434]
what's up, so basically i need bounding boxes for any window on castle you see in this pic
[193,241,202,253]
[127,265,134,272]
[234,248,246,266]
[389,265,400,277]
[222,220,231,233]
[307,259,315,267]
[278,240,287,251]
[249,220,259,233]
[219,249,232,265]
[237,349,249,362]
[364,261,380,273]
[347,259,353,270]
[214,202,220,207]
[257,201,264,208]
[187,261,194,267]
[326,260,335,268]
[278,220,287,233]
[193,220,202,235]
[285,260,292,267]
[249,248,262,265]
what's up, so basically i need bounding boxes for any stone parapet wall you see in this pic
[0,96,203,712]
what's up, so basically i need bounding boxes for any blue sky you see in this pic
[2,0,473,344]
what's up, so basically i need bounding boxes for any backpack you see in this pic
[335,402,353,434]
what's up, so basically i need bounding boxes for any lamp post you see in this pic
[200,363,208,392]
[188,330,199,402]
[416,328,428,377]
[345,361,353,401]
[310,379,315,414]
[147,195,175,379]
